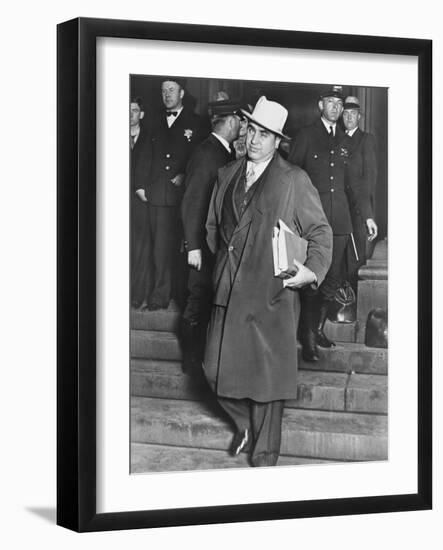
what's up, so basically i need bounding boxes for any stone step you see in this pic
[132,330,182,361]
[131,359,387,413]
[324,320,356,343]
[132,309,356,343]
[300,342,387,374]
[356,279,388,343]
[131,308,180,332]
[131,442,341,473]
[131,396,388,461]
[356,239,388,343]
[131,330,388,374]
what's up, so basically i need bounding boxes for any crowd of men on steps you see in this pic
[130,76,378,467]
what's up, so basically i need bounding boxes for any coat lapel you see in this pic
[233,153,286,237]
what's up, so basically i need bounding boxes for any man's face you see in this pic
[238,117,248,138]
[342,109,361,132]
[161,81,184,110]
[246,121,281,162]
[229,115,242,141]
[130,103,144,127]
[319,96,343,123]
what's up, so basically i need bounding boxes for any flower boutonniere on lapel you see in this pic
[184,129,193,142]
[339,146,349,158]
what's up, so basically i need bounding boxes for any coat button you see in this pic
[228,245,234,252]
[330,162,334,167]
[330,150,335,154]
[165,166,170,170]
[330,175,334,180]
[331,188,335,192]
[314,154,318,159]
[166,153,171,158]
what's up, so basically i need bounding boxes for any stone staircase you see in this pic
[131,236,388,473]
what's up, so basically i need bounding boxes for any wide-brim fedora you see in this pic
[241,96,291,140]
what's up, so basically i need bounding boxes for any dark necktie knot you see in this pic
[166,111,178,117]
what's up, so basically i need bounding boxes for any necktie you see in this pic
[245,163,256,190]
[166,111,178,117]
[329,125,334,136]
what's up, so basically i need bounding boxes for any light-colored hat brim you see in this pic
[241,109,291,141]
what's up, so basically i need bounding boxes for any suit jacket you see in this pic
[147,108,205,207]
[181,133,233,251]
[343,128,377,222]
[203,153,332,402]
[131,125,151,194]
[288,119,352,234]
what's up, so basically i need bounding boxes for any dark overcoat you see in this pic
[147,108,205,206]
[343,128,377,222]
[343,128,378,267]
[203,153,333,402]
[181,133,233,251]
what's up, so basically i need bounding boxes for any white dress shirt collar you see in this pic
[346,126,359,137]
[166,106,184,127]
[211,132,231,153]
[321,117,337,136]
[246,155,274,187]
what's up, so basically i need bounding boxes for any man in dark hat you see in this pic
[180,100,243,372]
[142,77,205,311]
[288,86,373,361]
[203,96,332,466]
[342,96,378,282]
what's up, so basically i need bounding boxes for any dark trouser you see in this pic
[218,396,284,467]
[146,204,181,306]
[318,234,350,300]
[347,215,375,294]
[299,234,350,354]
[181,248,214,371]
[182,246,214,325]
[131,196,151,305]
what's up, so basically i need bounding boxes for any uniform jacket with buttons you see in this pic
[203,153,332,402]
[288,119,370,235]
[146,108,205,206]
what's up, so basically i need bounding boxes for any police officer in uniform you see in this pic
[143,77,204,310]
[288,87,373,361]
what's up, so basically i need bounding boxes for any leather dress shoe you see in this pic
[301,330,320,362]
[230,429,250,456]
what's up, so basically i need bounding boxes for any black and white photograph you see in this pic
[129,74,388,473]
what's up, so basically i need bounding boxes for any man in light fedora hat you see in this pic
[203,96,332,467]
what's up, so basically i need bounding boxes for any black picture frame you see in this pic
[57,17,432,532]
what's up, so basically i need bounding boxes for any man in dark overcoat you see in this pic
[130,97,152,308]
[143,77,204,310]
[342,96,378,282]
[288,87,377,361]
[203,97,332,467]
[180,100,242,372]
